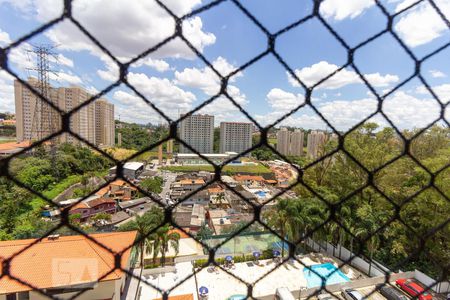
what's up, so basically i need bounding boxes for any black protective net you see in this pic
[0,0,449,299]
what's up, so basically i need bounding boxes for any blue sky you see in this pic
[0,0,449,131]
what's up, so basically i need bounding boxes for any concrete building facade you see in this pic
[178,114,214,153]
[289,129,304,156]
[276,127,290,156]
[276,128,304,156]
[14,78,115,147]
[14,77,60,142]
[219,122,252,154]
[95,99,115,147]
[307,130,327,158]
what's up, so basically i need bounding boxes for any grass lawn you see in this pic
[0,138,15,144]
[162,163,272,174]
[105,148,170,161]
[30,174,83,210]
[268,138,277,145]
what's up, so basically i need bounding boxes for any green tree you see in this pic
[197,222,213,241]
[147,225,180,267]
[140,177,163,194]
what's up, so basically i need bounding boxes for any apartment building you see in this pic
[14,78,115,147]
[276,127,290,155]
[57,86,96,145]
[95,99,115,147]
[289,129,304,156]
[307,130,327,158]
[14,77,60,142]
[178,114,214,153]
[276,127,304,156]
[219,122,252,154]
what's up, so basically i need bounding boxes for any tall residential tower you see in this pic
[276,127,304,156]
[219,122,252,154]
[14,78,115,147]
[178,114,214,153]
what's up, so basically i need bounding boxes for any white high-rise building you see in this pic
[276,127,290,155]
[276,128,304,156]
[178,114,214,153]
[14,78,115,147]
[307,130,327,158]
[95,99,115,147]
[289,129,304,156]
[219,122,252,154]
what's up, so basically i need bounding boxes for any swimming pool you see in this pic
[255,190,267,197]
[303,263,350,288]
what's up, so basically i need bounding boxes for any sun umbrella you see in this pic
[225,255,233,261]
[273,250,281,257]
[253,251,261,258]
[199,286,209,295]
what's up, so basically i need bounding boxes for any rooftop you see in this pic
[0,231,137,294]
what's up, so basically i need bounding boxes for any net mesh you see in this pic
[0,0,449,299]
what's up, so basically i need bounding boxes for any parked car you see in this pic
[275,287,296,300]
[395,279,433,300]
[341,288,364,300]
[318,293,335,300]
[376,284,409,300]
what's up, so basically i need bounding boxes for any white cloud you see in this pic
[319,98,378,130]
[416,83,450,104]
[256,87,441,130]
[113,90,162,124]
[429,70,446,78]
[8,42,36,71]
[0,28,11,45]
[132,57,170,72]
[40,1,215,62]
[394,0,450,47]
[288,61,399,89]
[127,72,196,118]
[50,71,83,85]
[97,55,119,82]
[383,91,441,128]
[266,88,305,111]
[320,0,374,20]
[0,71,15,112]
[175,56,241,95]
[56,54,74,68]
[85,86,99,95]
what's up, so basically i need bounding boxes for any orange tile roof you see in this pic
[0,231,137,294]
[179,179,205,185]
[96,186,110,196]
[153,294,194,300]
[265,179,277,184]
[70,202,88,211]
[110,179,127,186]
[0,141,31,151]
[208,187,224,194]
[233,175,265,182]
[168,229,189,239]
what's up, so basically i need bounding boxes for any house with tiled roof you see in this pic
[69,197,116,222]
[0,231,137,300]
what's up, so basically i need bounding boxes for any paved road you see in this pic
[159,171,177,205]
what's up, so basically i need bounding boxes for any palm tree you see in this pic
[147,225,181,267]
[117,207,163,300]
[264,200,291,257]
[118,210,162,261]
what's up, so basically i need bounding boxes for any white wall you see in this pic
[306,238,450,293]
[414,270,450,293]
[305,238,388,277]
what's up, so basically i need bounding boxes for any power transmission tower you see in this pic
[27,44,59,142]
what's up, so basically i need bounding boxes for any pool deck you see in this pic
[139,255,360,300]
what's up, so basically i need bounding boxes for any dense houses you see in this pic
[0,232,136,300]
